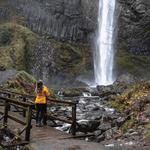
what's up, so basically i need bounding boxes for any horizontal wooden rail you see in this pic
[0,110,26,125]
[0,96,33,107]
[0,89,77,105]
[0,88,33,98]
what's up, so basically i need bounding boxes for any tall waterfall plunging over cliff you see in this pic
[94,0,116,85]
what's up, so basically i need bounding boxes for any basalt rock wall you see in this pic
[0,0,149,53]
[0,0,98,43]
[117,0,150,54]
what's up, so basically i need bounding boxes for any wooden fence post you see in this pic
[25,106,32,141]
[3,100,9,126]
[72,104,76,136]
[7,93,11,111]
[23,97,26,117]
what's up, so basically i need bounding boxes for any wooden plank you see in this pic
[9,103,28,110]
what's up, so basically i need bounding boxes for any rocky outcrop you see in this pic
[28,38,92,86]
[0,0,98,43]
[117,0,150,54]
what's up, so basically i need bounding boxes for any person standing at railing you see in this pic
[35,80,50,127]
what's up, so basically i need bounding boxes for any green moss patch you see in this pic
[117,50,150,77]
[0,23,38,70]
[3,71,36,94]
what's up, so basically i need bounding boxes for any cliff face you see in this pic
[0,0,98,43]
[117,0,150,54]
[1,0,149,52]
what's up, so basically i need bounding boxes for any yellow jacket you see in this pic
[35,86,50,104]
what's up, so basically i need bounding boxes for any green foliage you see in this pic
[121,115,135,133]
[110,81,150,112]
[0,146,4,150]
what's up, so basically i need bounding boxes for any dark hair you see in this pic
[36,80,43,93]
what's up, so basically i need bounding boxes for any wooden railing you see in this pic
[0,88,78,136]
[0,96,33,141]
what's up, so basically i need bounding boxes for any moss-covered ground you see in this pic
[110,81,150,137]
[110,81,150,112]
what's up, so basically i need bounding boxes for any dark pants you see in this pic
[43,104,47,125]
[36,104,47,125]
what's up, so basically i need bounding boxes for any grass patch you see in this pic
[121,115,135,133]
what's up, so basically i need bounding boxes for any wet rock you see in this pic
[94,130,102,137]
[96,133,105,142]
[124,129,139,137]
[105,129,113,140]
[91,106,101,111]
[116,74,137,84]
[77,120,100,133]
[0,65,6,71]
[98,123,112,132]
[115,115,131,127]
[0,69,17,84]
[96,85,117,98]
[63,88,89,97]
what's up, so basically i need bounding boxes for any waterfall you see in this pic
[94,0,116,85]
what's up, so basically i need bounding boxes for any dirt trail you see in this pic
[31,138,106,150]
[30,125,106,150]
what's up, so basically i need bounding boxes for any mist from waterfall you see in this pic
[94,0,116,86]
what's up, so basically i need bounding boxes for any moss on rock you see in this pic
[117,50,150,78]
[0,23,38,70]
[4,71,36,94]
[48,39,92,76]
[145,122,150,141]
